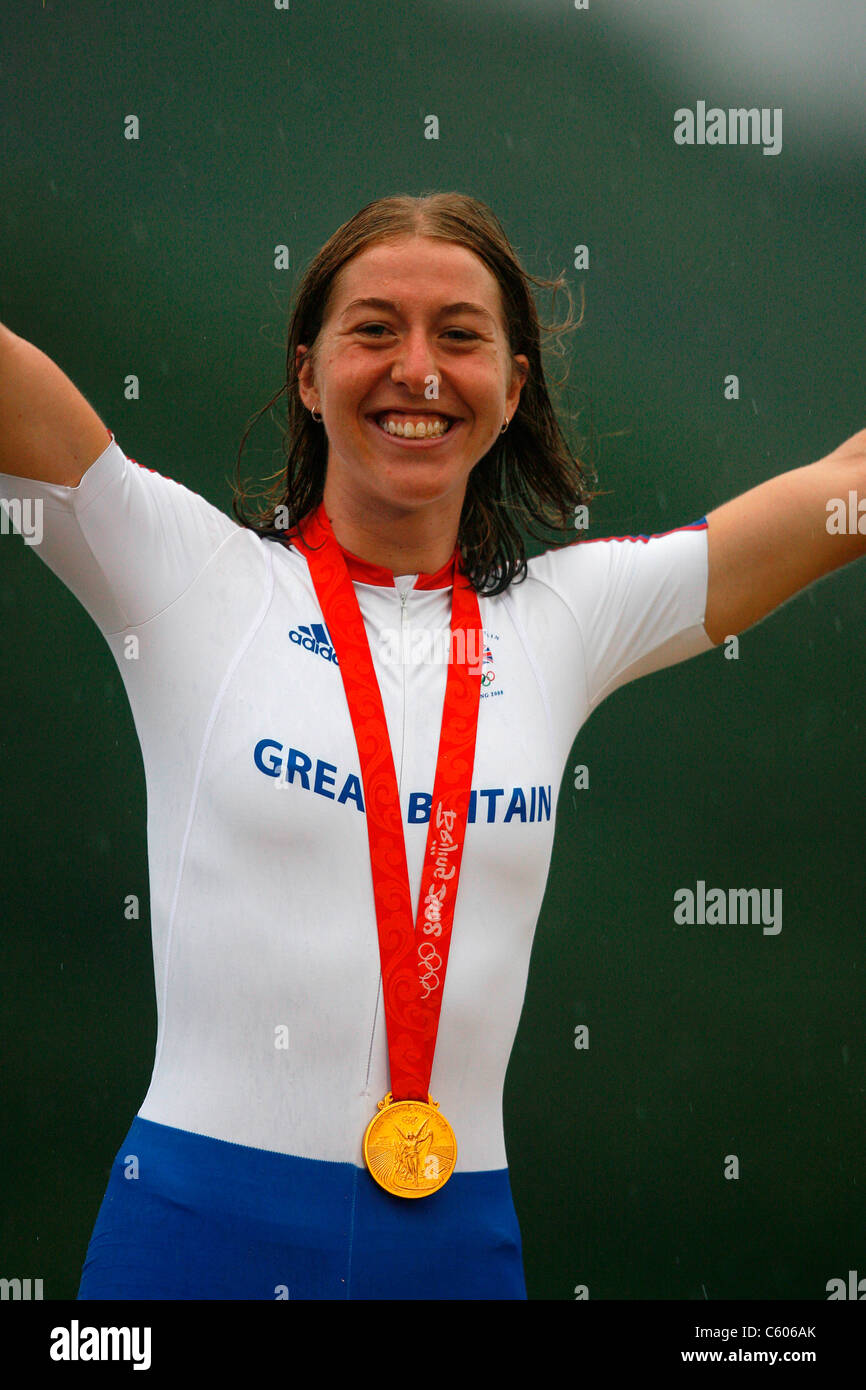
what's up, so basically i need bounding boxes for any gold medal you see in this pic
[363,1093,456,1198]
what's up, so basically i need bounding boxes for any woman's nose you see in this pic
[389,330,439,393]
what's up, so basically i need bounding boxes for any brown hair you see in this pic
[231,191,598,595]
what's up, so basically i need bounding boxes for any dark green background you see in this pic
[1,1,863,1301]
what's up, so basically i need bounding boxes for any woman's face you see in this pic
[297,235,529,520]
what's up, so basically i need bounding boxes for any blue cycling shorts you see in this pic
[77,1116,527,1300]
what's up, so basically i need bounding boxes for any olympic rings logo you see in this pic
[481,668,495,687]
[418,940,442,998]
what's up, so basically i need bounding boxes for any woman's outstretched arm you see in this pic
[0,323,111,485]
[704,428,866,643]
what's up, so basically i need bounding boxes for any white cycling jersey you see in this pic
[1,434,714,1172]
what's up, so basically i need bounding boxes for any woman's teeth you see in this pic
[377,415,452,437]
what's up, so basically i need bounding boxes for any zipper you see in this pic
[397,587,409,789]
[364,582,410,1094]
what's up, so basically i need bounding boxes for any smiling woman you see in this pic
[304,239,530,564]
[1,190,864,1301]
[231,192,597,595]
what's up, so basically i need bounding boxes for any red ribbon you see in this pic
[288,503,482,1100]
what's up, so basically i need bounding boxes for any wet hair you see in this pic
[231,191,598,595]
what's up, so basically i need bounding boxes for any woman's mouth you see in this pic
[368,411,461,444]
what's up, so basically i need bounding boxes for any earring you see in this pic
[500,417,509,433]
[311,407,322,422]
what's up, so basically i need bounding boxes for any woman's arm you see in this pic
[0,323,111,485]
[704,428,866,644]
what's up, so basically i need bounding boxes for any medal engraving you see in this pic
[363,1094,456,1198]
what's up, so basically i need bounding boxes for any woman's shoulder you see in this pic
[493,518,709,625]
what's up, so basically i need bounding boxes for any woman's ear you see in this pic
[296,344,315,411]
[508,353,529,418]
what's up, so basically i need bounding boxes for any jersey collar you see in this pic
[297,502,460,590]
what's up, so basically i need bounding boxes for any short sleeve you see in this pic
[0,433,240,634]
[527,520,715,715]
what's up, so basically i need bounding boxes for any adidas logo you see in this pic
[288,621,339,665]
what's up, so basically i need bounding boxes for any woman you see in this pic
[1,192,863,1300]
